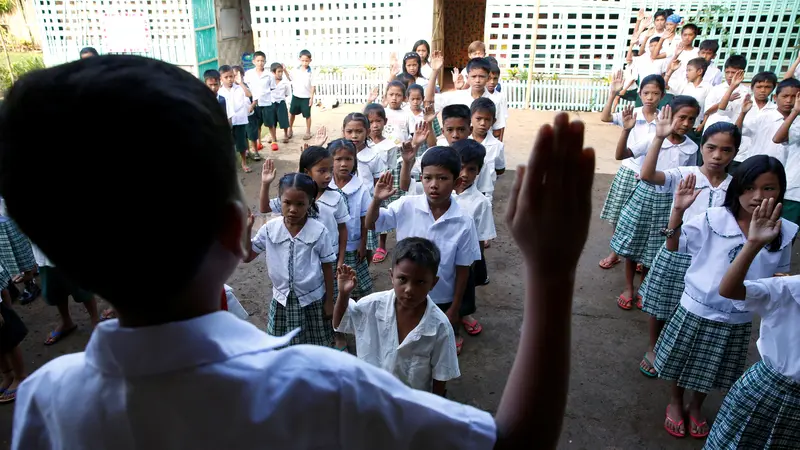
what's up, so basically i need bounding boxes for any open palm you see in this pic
[655,105,674,139]
[673,174,701,211]
[749,198,782,245]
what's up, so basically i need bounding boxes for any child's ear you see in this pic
[453,176,463,190]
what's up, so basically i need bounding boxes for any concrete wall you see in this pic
[216,0,255,66]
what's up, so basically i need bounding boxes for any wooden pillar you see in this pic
[524,0,541,109]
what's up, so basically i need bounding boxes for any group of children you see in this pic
[598,7,800,447]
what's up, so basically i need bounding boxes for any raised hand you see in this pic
[669,58,681,73]
[730,92,742,102]
[506,113,595,274]
[336,265,357,297]
[655,105,674,138]
[637,8,645,21]
[672,173,701,211]
[610,69,624,92]
[793,93,800,114]
[423,104,436,123]
[741,94,753,114]
[452,68,465,89]
[731,69,745,87]
[247,209,255,230]
[373,171,397,201]
[430,50,444,72]
[621,105,637,130]
[749,198,783,246]
[411,121,430,149]
[367,86,380,103]
[313,126,328,146]
[261,159,276,185]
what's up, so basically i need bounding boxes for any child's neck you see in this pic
[641,106,658,120]
[371,134,384,143]
[470,87,485,99]
[755,98,768,108]
[736,209,753,237]
[285,217,307,237]
[395,298,427,320]
[781,109,792,119]
[455,182,472,195]
[473,132,488,142]
[667,132,685,144]
[699,165,727,187]
[355,141,367,152]
[689,77,701,87]
[334,174,351,188]
[316,187,326,199]
[428,198,451,220]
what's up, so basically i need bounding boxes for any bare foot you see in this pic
[688,407,709,437]
[665,403,686,437]
[598,253,621,269]
[640,351,657,376]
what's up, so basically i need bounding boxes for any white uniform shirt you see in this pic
[290,67,315,98]
[335,290,460,391]
[12,312,496,450]
[744,109,791,165]
[630,134,698,172]
[667,46,700,79]
[420,62,433,80]
[454,183,496,241]
[703,82,750,129]
[612,106,660,174]
[723,101,777,162]
[433,89,504,131]
[678,207,797,324]
[375,195,481,304]
[779,115,800,202]
[252,217,335,306]
[488,90,508,130]
[737,276,800,381]
[654,167,732,220]
[633,54,666,79]
[638,30,665,53]
[384,107,415,143]
[270,190,351,255]
[357,145,388,195]
[670,79,712,127]
[703,64,723,86]
[243,68,276,106]
[218,84,250,126]
[472,133,505,197]
[330,176,372,251]
[271,78,291,103]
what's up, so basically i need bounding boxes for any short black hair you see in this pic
[392,74,414,91]
[253,51,266,59]
[79,47,98,57]
[363,103,386,121]
[776,78,800,96]
[649,36,661,44]
[466,57,491,75]
[0,55,238,307]
[219,64,232,74]
[392,237,440,276]
[406,83,424,99]
[203,69,221,82]
[682,23,700,35]
[299,49,312,58]
[442,104,471,125]
[670,95,701,117]
[470,97,496,119]
[451,139,486,171]
[751,71,778,88]
[639,74,666,93]
[421,146,461,180]
[488,61,501,76]
[654,9,673,20]
[270,62,283,72]
[699,39,719,54]
[687,57,709,75]
[724,55,747,71]
[278,173,319,216]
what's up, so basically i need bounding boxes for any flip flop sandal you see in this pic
[270,143,279,151]
[0,388,17,404]
[44,325,78,346]
[372,248,388,263]
[664,407,686,438]
[636,294,643,310]
[617,294,633,310]
[462,318,483,335]
[282,137,290,143]
[598,257,621,269]
[287,130,294,139]
[636,263,644,273]
[640,353,658,377]
[248,151,262,161]
[303,132,313,140]
[100,309,117,321]
[243,166,253,173]
[257,142,264,150]
[689,416,709,438]
[455,335,463,355]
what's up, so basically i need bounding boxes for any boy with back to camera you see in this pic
[334,237,460,396]
[286,49,316,140]
[0,54,596,450]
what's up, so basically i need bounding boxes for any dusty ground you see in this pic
[0,107,791,449]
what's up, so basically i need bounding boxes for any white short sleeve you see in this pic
[454,220,481,266]
[494,143,506,170]
[474,202,497,241]
[359,190,371,217]
[431,322,461,382]
[251,224,269,254]
[629,138,651,158]
[334,299,363,335]
[678,212,705,257]
[374,197,405,233]
[654,167,683,194]
[269,197,282,215]
[315,228,337,264]
[491,96,507,130]
[334,195,350,224]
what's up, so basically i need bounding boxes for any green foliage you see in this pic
[0,54,44,92]
[364,64,376,72]
[692,5,731,50]
[0,0,16,15]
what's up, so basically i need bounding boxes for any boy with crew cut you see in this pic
[285,49,316,140]
[243,51,276,151]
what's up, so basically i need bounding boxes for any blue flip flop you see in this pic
[640,353,658,378]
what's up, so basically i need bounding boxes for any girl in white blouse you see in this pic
[653,156,798,439]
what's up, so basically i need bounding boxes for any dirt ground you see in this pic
[0,106,791,449]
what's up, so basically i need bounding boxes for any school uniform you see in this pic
[335,290,460,391]
[289,66,314,119]
[456,183,496,293]
[706,275,800,448]
[488,90,508,131]
[703,63,724,86]
[669,78,713,129]
[244,68,276,128]
[218,84,251,152]
[420,62,433,80]
[270,189,350,258]
[779,118,800,226]
[433,88,505,131]
[375,195,481,305]
[357,144,388,196]
[654,207,797,393]
[0,205,35,278]
[632,54,666,79]
[740,109,790,164]
[600,108,658,226]
[610,136,698,267]
[217,94,229,118]
[640,168,732,321]
[0,260,26,355]
[725,101,778,166]
[384,107,415,144]
[667,46,700,80]
[702,82,750,130]
[270,78,291,130]
[329,176,373,299]
[252,217,336,346]
[472,133,505,203]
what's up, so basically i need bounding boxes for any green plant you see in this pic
[331,66,342,74]
[0,54,44,92]
[506,67,519,80]
[364,64,376,72]
[693,5,731,51]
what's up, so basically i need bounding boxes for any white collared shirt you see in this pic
[271,190,351,255]
[375,195,481,304]
[727,101,779,162]
[290,66,315,98]
[385,107,415,143]
[357,145,388,194]
[654,166,732,220]
[632,54,666,79]
[703,64,723,86]
[736,276,800,381]
[271,78,291,103]
[335,290,460,391]
[704,82,750,129]
[12,312,496,450]
[252,217,336,306]
[670,79,712,127]
[243,68,276,106]
[218,84,250,126]
[779,114,800,201]
[455,183,496,241]
[630,134,698,172]
[472,133,505,196]
[488,90,508,130]
[612,106,660,174]
[744,109,791,165]
[433,88,500,128]
[330,176,371,251]
[678,207,797,324]
[420,62,433,79]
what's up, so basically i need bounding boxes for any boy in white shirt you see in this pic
[269,62,292,146]
[665,57,712,143]
[218,65,254,173]
[698,55,749,132]
[286,49,316,140]
[469,98,505,203]
[771,78,800,225]
[2,54,594,450]
[334,238,460,395]
[727,71,779,171]
[243,51,276,152]
[697,40,723,86]
[739,78,798,168]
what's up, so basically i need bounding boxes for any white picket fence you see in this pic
[314,72,620,112]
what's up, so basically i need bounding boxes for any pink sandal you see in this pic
[664,406,686,438]
[372,248,388,263]
[617,294,633,310]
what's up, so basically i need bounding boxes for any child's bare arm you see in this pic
[664,175,700,252]
[243,212,260,263]
[773,95,800,144]
[259,160,276,213]
[333,265,357,328]
[337,223,347,267]
[640,106,673,185]
[719,70,744,112]
[600,70,624,123]
[494,113,594,449]
[613,105,636,161]
[365,172,396,230]
[322,262,335,317]
[785,53,800,80]
[426,51,443,108]
[446,266,469,326]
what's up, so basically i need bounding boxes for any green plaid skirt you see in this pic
[600,166,639,226]
[0,262,10,291]
[706,361,800,449]
[654,305,752,393]
[0,220,35,276]
[366,230,379,251]
[640,245,692,321]
[266,292,333,347]
[609,182,673,267]
[338,250,373,300]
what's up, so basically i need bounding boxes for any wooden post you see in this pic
[524,0,542,109]
[432,0,444,87]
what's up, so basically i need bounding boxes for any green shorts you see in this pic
[231,125,248,152]
[272,101,290,129]
[246,114,260,141]
[290,96,311,118]
[781,199,800,227]
[40,266,94,306]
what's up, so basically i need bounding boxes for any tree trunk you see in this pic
[0,27,14,84]
[16,0,35,45]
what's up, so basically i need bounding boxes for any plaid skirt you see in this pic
[266,292,333,347]
[340,250,373,300]
[705,361,800,449]
[654,305,752,393]
[640,245,692,321]
[0,220,35,275]
[600,166,639,225]
[366,230,379,251]
[609,182,673,267]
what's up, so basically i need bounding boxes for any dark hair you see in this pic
[649,36,661,44]
[402,52,422,77]
[344,111,370,130]
[682,23,700,36]
[412,40,431,64]
[751,71,778,88]
[470,97,496,119]
[387,79,409,96]
[639,74,666,93]
[392,237,440,275]
[363,104,386,122]
[451,139,487,171]
[687,57,709,75]
[486,55,498,65]
[253,51,266,59]
[79,47,98,57]
[442,104,471,125]
[406,83,424,99]
[723,55,747,71]
[203,69,221,81]
[0,55,237,307]
[299,49,312,58]
[392,75,414,91]
[701,122,742,152]
[488,61,501,76]
[270,62,283,73]
[654,9,673,20]
[670,95,701,117]
[421,146,461,180]
[699,39,719,54]
[327,139,358,175]
[725,155,786,251]
[278,173,319,217]
[218,64,232,74]
[299,145,332,175]
[231,65,245,78]
[776,78,800,96]
[466,57,491,75]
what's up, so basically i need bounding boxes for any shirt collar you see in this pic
[330,176,363,195]
[85,311,299,377]
[377,292,441,339]
[267,217,325,245]
[411,194,463,222]
[318,189,344,208]
[457,182,481,198]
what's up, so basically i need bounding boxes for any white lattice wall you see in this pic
[35,0,196,71]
